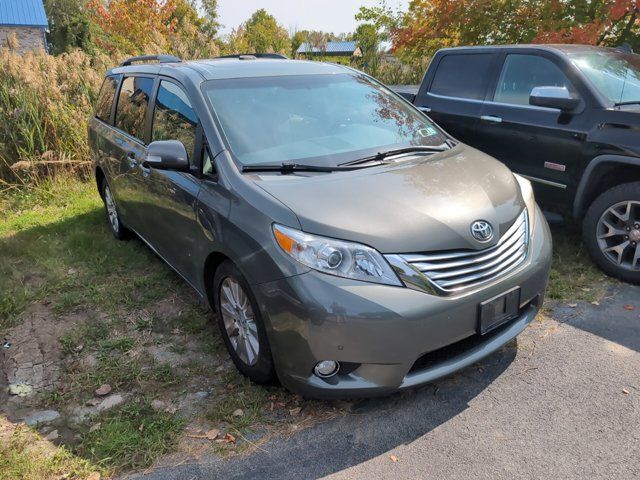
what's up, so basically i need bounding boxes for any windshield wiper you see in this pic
[339,145,449,167]
[242,162,362,174]
[614,100,640,106]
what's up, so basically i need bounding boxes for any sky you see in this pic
[217,0,408,36]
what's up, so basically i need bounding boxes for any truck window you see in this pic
[115,76,154,141]
[95,75,119,123]
[430,54,494,100]
[494,54,571,106]
[151,80,198,159]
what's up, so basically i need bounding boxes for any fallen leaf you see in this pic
[289,407,302,417]
[623,388,630,394]
[224,433,236,443]
[205,428,220,440]
[567,303,578,308]
[390,454,399,463]
[94,384,111,397]
[138,423,144,432]
[87,473,101,480]
[591,301,600,306]
[232,408,244,417]
[225,383,236,391]
[624,305,634,311]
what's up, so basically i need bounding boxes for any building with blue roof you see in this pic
[0,0,49,53]
[296,41,362,58]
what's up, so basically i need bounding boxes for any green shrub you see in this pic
[0,49,109,184]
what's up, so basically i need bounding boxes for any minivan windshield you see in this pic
[203,73,447,166]
[569,50,640,105]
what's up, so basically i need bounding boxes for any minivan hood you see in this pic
[253,145,525,254]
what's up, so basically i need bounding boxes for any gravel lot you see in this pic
[132,282,640,480]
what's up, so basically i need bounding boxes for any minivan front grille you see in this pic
[397,210,529,294]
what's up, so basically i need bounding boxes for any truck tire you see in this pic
[583,182,640,284]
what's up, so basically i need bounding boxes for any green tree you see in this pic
[291,30,310,56]
[354,23,382,75]
[44,0,95,55]
[243,9,291,54]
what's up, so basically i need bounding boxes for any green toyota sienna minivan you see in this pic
[88,54,552,398]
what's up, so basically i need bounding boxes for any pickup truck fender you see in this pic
[573,154,640,218]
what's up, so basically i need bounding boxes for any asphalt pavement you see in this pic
[131,283,640,480]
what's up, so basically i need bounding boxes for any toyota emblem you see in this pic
[471,220,494,242]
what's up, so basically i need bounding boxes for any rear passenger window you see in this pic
[430,54,493,100]
[115,76,154,141]
[494,54,572,106]
[152,81,198,158]
[95,76,118,122]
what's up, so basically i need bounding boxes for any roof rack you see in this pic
[120,54,182,67]
[215,53,288,60]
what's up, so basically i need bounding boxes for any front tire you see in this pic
[583,182,640,284]
[213,261,276,384]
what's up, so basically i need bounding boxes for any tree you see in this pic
[44,0,95,55]
[291,30,310,56]
[354,23,383,75]
[387,0,640,62]
[86,0,179,54]
[243,9,290,54]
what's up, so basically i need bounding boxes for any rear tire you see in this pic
[213,261,276,384]
[99,178,131,241]
[583,182,640,284]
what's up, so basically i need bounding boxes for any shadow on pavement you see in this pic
[134,344,518,480]
[555,283,640,353]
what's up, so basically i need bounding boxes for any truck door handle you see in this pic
[418,106,432,113]
[480,115,503,123]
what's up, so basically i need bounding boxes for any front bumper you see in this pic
[255,206,552,398]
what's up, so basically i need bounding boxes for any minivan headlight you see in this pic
[273,224,402,286]
[514,174,536,231]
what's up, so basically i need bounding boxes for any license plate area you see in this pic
[478,287,521,335]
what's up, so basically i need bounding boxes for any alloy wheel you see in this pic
[596,200,640,271]
[219,277,260,366]
[104,185,119,234]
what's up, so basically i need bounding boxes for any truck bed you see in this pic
[391,85,419,103]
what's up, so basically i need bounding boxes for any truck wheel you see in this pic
[583,182,640,284]
[100,179,131,240]
[213,260,276,384]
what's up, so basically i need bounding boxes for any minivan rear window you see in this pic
[115,76,155,141]
[95,75,119,123]
[430,54,493,100]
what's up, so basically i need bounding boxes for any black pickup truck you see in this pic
[394,44,640,283]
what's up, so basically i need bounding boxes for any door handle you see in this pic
[480,115,503,123]
[418,106,432,113]
[127,152,138,168]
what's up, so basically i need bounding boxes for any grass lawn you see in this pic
[0,177,343,478]
[0,176,611,478]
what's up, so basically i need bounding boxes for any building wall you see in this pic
[0,26,46,54]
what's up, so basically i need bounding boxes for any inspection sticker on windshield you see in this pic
[417,126,438,137]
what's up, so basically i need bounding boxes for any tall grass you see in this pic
[0,49,110,186]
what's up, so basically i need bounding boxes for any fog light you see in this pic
[314,360,340,378]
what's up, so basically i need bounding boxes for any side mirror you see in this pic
[529,86,580,112]
[143,140,189,171]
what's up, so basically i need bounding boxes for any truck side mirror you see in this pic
[143,140,189,171]
[529,86,580,112]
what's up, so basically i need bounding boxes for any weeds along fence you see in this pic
[0,49,110,186]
